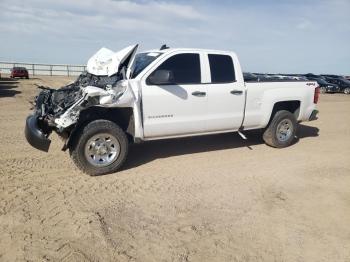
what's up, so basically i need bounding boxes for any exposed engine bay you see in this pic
[31,45,139,137]
[34,72,125,130]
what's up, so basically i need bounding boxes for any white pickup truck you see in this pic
[25,45,319,175]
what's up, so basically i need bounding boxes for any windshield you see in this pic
[130,52,162,78]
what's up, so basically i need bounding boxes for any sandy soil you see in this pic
[0,76,349,262]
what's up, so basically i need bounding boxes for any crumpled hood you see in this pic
[87,44,138,77]
[32,44,140,131]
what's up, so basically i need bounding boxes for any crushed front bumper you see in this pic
[309,110,319,121]
[25,115,51,152]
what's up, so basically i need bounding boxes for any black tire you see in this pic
[70,120,128,176]
[263,110,297,148]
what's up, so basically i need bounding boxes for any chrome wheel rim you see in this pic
[344,88,350,94]
[320,87,326,94]
[276,119,293,142]
[84,133,120,167]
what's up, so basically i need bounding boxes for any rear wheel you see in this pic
[263,110,297,148]
[344,88,350,95]
[70,120,128,176]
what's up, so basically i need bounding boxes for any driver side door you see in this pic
[141,52,208,139]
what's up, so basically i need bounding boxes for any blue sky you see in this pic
[0,0,349,74]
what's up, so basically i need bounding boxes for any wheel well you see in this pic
[78,106,134,134]
[269,100,300,122]
[65,106,134,151]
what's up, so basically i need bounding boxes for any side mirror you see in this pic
[147,70,173,85]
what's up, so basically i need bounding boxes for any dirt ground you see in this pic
[0,76,349,262]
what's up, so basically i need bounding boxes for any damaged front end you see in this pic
[25,45,138,152]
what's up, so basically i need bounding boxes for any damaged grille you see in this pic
[33,71,123,131]
[35,86,82,117]
[35,72,122,116]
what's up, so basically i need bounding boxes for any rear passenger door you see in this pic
[205,53,245,132]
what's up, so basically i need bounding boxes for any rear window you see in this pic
[208,54,235,83]
[13,67,26,71]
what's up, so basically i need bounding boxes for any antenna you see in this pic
[160,44,169,50]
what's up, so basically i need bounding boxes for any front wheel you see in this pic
[70,120,129,176]
[263,110,297,148]
[344,88,350,95]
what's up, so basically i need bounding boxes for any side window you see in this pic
[208,54,235,83]
[148,53,201,85]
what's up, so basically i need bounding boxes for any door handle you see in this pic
[230,90,243,95]
[192,91,206,97]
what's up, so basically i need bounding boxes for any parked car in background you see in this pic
[244,73,299,82]
[304,74,328,81]
[11,67,29,79]
[243,72,259,81]
[322,75,350,82]
[284,75,308,81]
[326,78,350,94]
[321,74,342,79]
[305,73,320,78]
[259,74,281,81]
[307,77,339,93]
[254,74,270,81]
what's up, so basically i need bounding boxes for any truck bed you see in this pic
[243,81,317,130]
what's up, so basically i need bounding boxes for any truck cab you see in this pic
[131,49,246,138]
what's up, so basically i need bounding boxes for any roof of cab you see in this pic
[144,48,236,55]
